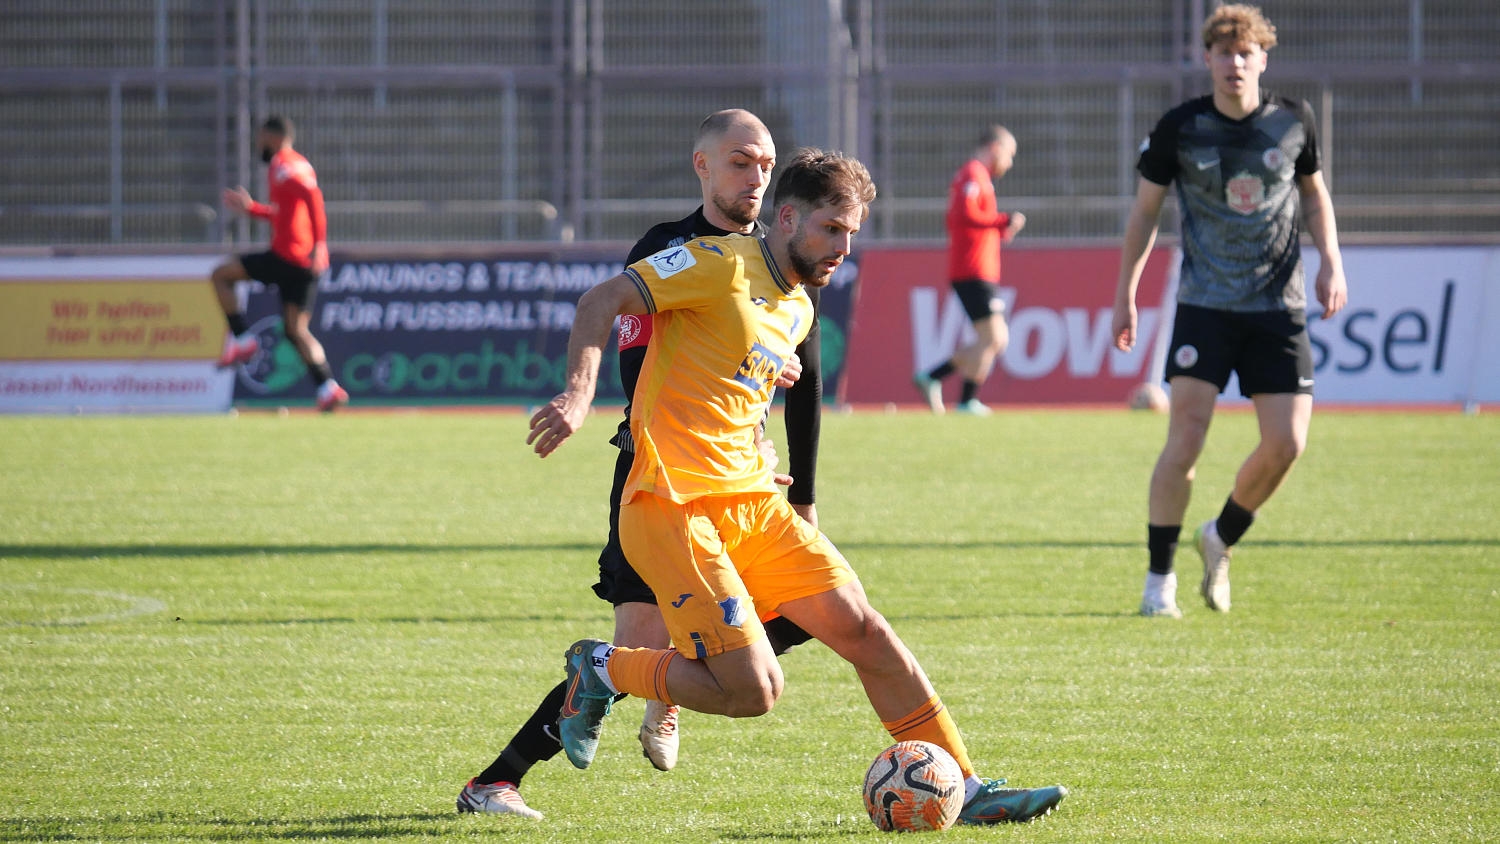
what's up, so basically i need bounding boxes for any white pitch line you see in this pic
[2,584,167,627]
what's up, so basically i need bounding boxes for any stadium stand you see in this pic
[1,0,1495,247]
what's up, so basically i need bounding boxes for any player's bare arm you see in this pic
[1002,211,1026,243]
[527,274,648,457]
[1112,178,1169,351]
[1297,171,1349,319]
[310,243,329,275]
[223,186,255,215]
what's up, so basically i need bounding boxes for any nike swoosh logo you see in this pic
[671,593,692,608]
[542,723,560,744]
[559,670,582,719]
[1298,377,1315,387]
[1195,159,1219,170]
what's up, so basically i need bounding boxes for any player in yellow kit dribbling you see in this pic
[529,148,1067,825]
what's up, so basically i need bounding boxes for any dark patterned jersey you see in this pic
[611,206,823,505]
[1138,94,1321,312]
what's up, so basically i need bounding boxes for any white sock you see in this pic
[590,642,619,694]
[964,775,984,803]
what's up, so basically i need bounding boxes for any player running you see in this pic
[913,125,1025,415]
[210,115,347,412]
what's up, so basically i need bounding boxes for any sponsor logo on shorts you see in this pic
[1298,376,1315,388]
[646,246,695,278]
[1174,344,1200,369]
[718,596,746,628]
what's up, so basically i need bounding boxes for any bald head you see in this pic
[975,124,1017,178]
[693,109,777,231]
[695,108,771,154]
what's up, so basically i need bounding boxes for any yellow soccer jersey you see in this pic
[622,235,813,503]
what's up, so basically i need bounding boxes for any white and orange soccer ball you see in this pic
[862,740,965,832]
[1128,381,1169,412]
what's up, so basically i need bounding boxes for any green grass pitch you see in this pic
[1,407,1496,842]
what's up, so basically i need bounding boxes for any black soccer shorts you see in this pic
[1164,303,1314,397]
[240,250,319,309]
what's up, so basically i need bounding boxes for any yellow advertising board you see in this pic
[0,280,223,361]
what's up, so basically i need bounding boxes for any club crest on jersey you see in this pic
[1174,344,1200,369]
[646,246,696,278]
[617,314,644,347]
[1226,171,1264,215]
[733,342,784,393]
[1262,147,1287,172]
[718,596,746,628]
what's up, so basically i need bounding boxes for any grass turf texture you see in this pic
[1,408,1496,843]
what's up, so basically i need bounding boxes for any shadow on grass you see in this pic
[0,542,598,560]
[0,812,469,842]
[715,825,866,841]
[4,535,1495,563]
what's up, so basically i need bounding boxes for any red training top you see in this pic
[247,148,326,268]
[945,158,1010,283]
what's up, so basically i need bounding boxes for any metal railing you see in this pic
[2,0,1498,247]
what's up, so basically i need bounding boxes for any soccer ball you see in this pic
[1128,381,1169,412]
[862,740,965,832]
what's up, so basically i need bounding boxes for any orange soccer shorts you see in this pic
[618,490,857,659]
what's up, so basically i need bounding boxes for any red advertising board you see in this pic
[842,245,1174,405]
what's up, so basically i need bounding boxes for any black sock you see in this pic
[960,379,979,404]
[226,313,249,336]
[475,681,568,785]
[1215,496,1255,546]
[307,360,334,386]
[1148,524,1181,575]
[927,361,956,381]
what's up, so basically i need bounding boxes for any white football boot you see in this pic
[1195,520,1232,612]
[639,699,680,771]
[456,778,542,819]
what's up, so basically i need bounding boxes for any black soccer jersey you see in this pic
[1138,94,1321,312]
[611,206,823,506]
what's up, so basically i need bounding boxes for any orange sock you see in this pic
[881,696,975,778]
[605,646,678,706]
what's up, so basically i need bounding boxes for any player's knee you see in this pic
[829,610,905,667]
[723,675,781,718]
[985,328,1008,357]
[211,263,242,285]
[282,321,312,345]
[1158,441,1202,475]
[1264,433,1305,468]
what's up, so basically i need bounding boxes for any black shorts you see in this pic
[240,250,318,309]
[951,278,1005,321]
[591,446,657,607]
[1165,304,1314,397]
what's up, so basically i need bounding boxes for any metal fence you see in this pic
[2,0,1497,248]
